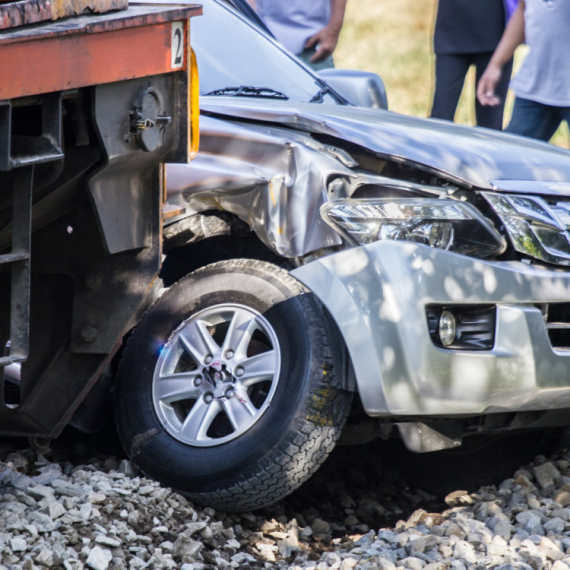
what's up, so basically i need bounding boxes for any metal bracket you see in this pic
[397,421,463,453]
[127,87,171,152]
[0,165,33,408]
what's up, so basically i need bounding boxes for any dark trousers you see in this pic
[431,52,513,130]
[507,97,570,142]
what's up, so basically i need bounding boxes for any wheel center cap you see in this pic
[205,365,232,388]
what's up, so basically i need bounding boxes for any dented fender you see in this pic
[166,115,345,257]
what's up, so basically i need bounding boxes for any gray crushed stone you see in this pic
[1,441,570,569]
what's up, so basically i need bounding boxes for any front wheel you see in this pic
[114,259,352,512]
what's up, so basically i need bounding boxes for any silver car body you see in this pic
[166,0,570,421]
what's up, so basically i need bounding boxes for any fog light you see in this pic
[438,311,456,346]
[426,305,496,350]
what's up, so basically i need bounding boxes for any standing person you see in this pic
[431,0,516,130]
[249,0,347,71]
[477,0,570,142]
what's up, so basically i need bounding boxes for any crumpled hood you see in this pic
[201,97,570,191]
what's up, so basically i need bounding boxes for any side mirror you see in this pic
[316,69,388,110]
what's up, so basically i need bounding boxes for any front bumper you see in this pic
[291,241,570,417]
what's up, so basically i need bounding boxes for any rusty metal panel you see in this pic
[0,0,51,30]
[0,4,201,45]
[0,3,201,99]
[0,0,128,30]
[50,0,127,21]
[0,21,184,100]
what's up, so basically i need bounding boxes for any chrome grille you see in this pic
[483,193,570,266]
[538,303,570,351]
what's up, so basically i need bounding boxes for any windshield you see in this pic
[192,0,340,104]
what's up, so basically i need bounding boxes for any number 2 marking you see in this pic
[171,22,184,69]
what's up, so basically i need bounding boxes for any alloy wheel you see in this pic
[152,303,281,447]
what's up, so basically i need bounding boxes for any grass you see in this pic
[334,0,569,149]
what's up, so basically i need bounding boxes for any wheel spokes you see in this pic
[222,391,257,432]
[152,303,281,447]
[221,310,257,358]
[179,319,220,365]
[237,350,278,387]
[155,372,200,404]
[179,397,221,442]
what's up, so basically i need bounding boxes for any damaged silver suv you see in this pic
[114,0,570,511]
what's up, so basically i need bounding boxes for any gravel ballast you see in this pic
[1,439,570,569]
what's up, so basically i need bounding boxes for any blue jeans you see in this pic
[507,97,570,142]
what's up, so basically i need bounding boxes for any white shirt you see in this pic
[510,0,570,106]
[256,0,331,55]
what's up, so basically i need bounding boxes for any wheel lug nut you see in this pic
[194,375,202,387]
[225,350,234,359]
[225,388,235,398]
[235,366,244,377]
[204,393,214,404]
[204,355,213,364]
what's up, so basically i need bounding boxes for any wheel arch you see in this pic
[163,212,356,394]
[162,212,287,287]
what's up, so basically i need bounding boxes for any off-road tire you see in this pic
[114,259,352,512]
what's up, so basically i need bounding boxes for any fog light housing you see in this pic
[438,311,456,346]
[426,305,496,350]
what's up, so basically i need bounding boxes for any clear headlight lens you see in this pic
[321,198,506,258]
[482,193,570,265]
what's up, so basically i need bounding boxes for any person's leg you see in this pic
[297,47,334,71]
[474,53,513,130]
[431,54,471,121]
[506,97,562,142]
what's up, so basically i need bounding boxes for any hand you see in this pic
[305,25,340,62]
[477,63,503,107]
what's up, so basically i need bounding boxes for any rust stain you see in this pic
[0,4,201,43]
[51,0,127,21]
[0,0,128,30]
[0,0,52,30]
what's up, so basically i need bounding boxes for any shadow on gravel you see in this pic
[269,440,446,528]
[48,427,446,533]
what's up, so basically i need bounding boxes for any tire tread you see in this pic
[116,259,352,512]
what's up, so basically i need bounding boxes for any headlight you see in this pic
[482,193,570,266]
[321,198,506,258]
